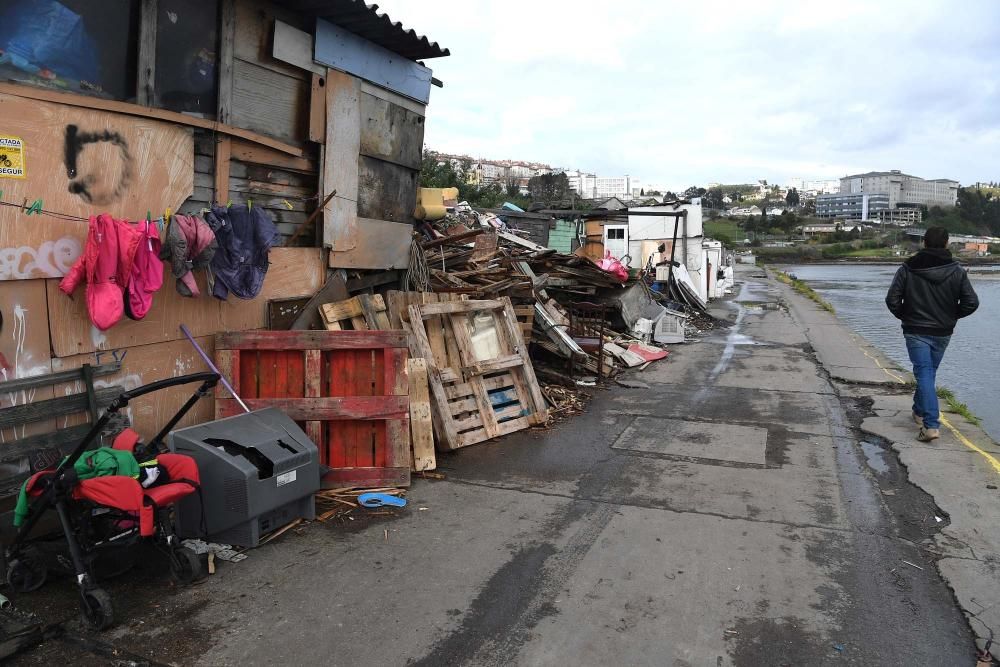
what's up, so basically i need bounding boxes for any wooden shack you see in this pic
[0,0,448,488]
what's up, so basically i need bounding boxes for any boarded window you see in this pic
[155,0,219,114]
[0,0,139,101]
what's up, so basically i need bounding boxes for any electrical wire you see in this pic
[0,189,355,226]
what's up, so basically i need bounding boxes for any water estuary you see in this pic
[786,263,1000,441]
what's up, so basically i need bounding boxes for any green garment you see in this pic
[13,447,141,527]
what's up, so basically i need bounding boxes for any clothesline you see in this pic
[0,190,352,225]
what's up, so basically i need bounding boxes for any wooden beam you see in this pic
[414,300,505,317]
[0,83,305,157]
[137,0,158,106]
[216,396,408,421]
[420,228,484,249]
[217,0,237,125]
[229,137,316,172]
[462,354,524,377]
[0,363,120,395]
[406,358,435,472]
[0,387,121,429]
[214,136,231,204]
[309,72,327,143]
[315,19,432,104]
[216,330,406,350]
[323,69,361,253]
[273,20,326,76]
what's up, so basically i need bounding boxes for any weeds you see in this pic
[936,386,983,427]
[774,271,836,313]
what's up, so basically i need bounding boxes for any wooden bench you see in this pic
[0,363,126,497]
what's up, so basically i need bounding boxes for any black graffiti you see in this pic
[64,124,133,205]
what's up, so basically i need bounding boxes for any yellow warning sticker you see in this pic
[0,136,26,179]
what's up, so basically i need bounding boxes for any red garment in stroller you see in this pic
[22,432,199,538]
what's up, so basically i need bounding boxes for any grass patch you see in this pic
[841,247,899,258]
[704,219,743,241]
[774,271,836,313]
[936,386,983,427]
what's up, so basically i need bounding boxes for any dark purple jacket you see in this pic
[205,205,281,300]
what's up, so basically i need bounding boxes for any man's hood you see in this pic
[904,248,961,284]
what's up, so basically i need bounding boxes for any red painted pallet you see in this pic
[214,330,410,488]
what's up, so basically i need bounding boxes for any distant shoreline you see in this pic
[768,257,1000,267]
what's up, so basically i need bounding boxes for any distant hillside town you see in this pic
[426,152,971,229]
[427,151,658,202]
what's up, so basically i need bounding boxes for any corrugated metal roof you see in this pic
[275,0,450,61]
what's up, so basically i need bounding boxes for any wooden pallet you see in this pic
[319,294,391,331]
[385,291,466,331]
[513,304,534,342]
[215,330,410,488]
[407,297,548,450]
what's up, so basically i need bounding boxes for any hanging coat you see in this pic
[205,204,280,300]
[160,213,217,297]
[124,219,164,320]
[59,214,141,331]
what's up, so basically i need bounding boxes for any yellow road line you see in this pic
[858,345,909,385]
[939,415,1000,475]
[859,340,1000,476]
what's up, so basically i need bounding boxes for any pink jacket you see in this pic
[59,214,142,331]
[125,220,164,320]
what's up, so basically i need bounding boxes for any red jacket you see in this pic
[125,219,164,320]
[59,214,142,331]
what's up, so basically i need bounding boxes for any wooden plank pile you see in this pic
[417,228,623,299]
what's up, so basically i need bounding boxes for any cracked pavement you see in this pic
[12,265,988,666]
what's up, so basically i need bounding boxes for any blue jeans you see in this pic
[904,333,950,430]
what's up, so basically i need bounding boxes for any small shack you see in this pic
[0,0,448,492]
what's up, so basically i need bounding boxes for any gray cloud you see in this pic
[378,0,1000,187]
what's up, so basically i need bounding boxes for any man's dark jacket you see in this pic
[885,248,979,336]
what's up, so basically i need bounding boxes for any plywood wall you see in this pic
[0,93,193,281]
[0,281,54,443]
[51,336,217,440]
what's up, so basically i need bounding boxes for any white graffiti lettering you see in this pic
[0,237,82,280]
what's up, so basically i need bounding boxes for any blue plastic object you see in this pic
[358,493,407,508]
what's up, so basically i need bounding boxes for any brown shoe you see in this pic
[917,427,940,442]
[912,411,924,426]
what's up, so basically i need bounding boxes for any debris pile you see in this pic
[315,488,408,523]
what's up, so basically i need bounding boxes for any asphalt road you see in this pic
[10,265,983,666]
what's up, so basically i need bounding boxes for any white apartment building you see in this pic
[839,170,959,208]
[594,175,642,199]
[786,177,839,195]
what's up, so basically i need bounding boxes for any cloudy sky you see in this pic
[375,0,1000,191]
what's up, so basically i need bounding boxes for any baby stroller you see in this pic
[4,372,220,630]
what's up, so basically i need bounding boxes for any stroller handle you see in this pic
[118,372,220,403]
[55,372,221,476]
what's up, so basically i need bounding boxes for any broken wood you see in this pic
[407,297,548,451]
[319,294,391,330]
[406,358,435,471]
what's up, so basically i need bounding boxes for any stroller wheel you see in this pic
[7,552,48,593]
[80,588,114,631]
[170,547,203,584]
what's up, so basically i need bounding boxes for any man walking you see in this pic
[885,227,979,441]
